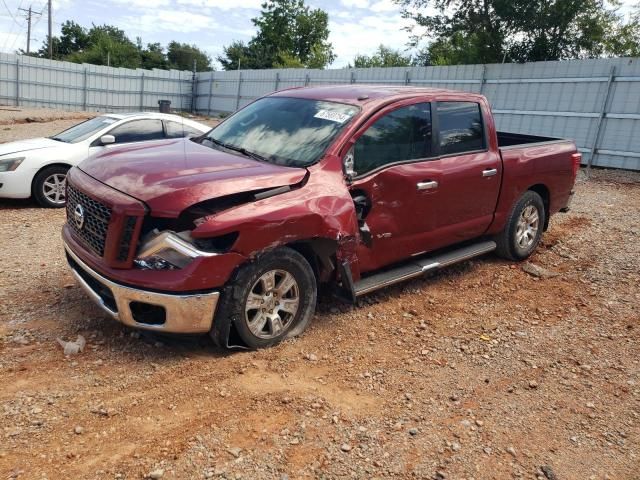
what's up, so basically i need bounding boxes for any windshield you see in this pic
[201,97,359,167]
[51,116,119,143]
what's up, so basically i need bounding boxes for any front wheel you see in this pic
[32,165,69,208]
[214,247,317,349]
[495,191,546,261]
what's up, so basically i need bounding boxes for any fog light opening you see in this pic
[129,301,167,326]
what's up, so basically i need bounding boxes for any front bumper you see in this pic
[0,170,35,199]
[64,242,220,334]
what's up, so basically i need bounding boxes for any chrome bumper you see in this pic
[64,243,220,334]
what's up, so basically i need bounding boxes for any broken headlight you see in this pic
[133,230,217,270]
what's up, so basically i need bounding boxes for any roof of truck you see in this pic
[269,85,484,106]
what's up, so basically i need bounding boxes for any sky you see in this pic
[0,0,638,69]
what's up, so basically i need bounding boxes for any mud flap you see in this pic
[209,285,249,350]
[335,261,357,304]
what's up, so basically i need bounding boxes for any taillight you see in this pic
[571,153,582,178]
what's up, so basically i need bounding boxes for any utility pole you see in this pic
[47,0,52,59]
[18,6,41,54]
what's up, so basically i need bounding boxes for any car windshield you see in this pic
[201,97,359,167]
[50,116,119,143]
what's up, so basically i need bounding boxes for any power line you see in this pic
[1,0,21,26]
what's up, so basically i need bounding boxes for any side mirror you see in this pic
[344,146,357,182]
[100,135,115,145]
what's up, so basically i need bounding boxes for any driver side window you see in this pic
[354,103,432,176]
[108,120,164,144]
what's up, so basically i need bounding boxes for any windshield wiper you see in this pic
[206,137,269,163]
[49,136,68,143]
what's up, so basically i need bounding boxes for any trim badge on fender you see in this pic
[74,204,85,230]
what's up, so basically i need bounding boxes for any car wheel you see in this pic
[32,166,69,208]
[214,247,317,349]
[495,190,546,261]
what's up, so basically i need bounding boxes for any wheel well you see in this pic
[287,238,338,284]
[528,184,550,230]
[31,163,72,193]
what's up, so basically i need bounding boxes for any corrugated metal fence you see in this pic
[1,52,639,170]
[0,52,193,112]
[195,58,640,171]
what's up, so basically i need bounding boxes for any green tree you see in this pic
[167,41,212,71]
[604,3,640,56]
[352,45,413,68]
[67,25,141,68]
[138,41,169,70]
[218,0,335,70]
[395,0,635,65]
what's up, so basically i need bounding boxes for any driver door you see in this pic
[348,100,439,273]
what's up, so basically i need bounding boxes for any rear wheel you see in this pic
[495,191,545,261]
[32,165,69,208]
[213,247,317,349]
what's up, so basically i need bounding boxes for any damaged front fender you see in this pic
[190,161,361,279]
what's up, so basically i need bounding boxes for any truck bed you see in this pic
[497,131,564,149]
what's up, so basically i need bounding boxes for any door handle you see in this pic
[417,181,439,191]
[482,168,498,177]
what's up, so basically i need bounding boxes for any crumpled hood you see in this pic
[78,138,307,217]
[0,137,62,157]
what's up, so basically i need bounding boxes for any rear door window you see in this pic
[165,121,204,138]
[355,103,432,175]
[437,102,485,155]
[108,120,164,144]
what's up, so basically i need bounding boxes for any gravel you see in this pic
[0,118,639,479]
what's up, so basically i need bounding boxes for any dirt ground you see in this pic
[0,117,639,480]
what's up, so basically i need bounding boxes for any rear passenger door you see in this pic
[426,101,501,249]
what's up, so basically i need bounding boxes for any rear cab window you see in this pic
[436,102,485,155]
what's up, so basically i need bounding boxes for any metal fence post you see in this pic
[274,72,280,91]
[139,73,145,111]
[305,73,310,86]
[405,70,410,85]
[83,68,88,111]
[15,58,20,107]
[587,66,616,177]
[235,72,243,111]
[479,64,487,94]
[350,71,356,84]
[207,73,214,116]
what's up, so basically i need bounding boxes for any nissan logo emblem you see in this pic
[73,204,85,230]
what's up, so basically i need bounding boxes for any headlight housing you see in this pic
[0,157,25,172]
[134,230,218,270]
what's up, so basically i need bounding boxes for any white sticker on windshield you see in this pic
[103,118,117,124]
[314,110,352,124]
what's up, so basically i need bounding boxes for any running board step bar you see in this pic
[353,240,497,297]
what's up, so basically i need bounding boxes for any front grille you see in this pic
[66,184,112,257]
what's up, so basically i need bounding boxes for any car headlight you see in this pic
[0,157,25,172]
[134,230,218,270]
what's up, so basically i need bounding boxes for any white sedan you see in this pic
[0,112,211,207]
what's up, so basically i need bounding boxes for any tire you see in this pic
[213,247,317,349]
[32,165,69,208]
[495,190,546,261]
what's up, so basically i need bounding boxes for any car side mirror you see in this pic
[100,135,115,145]
[344,146,357,183]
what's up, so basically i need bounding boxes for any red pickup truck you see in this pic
[62,86,580,349]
